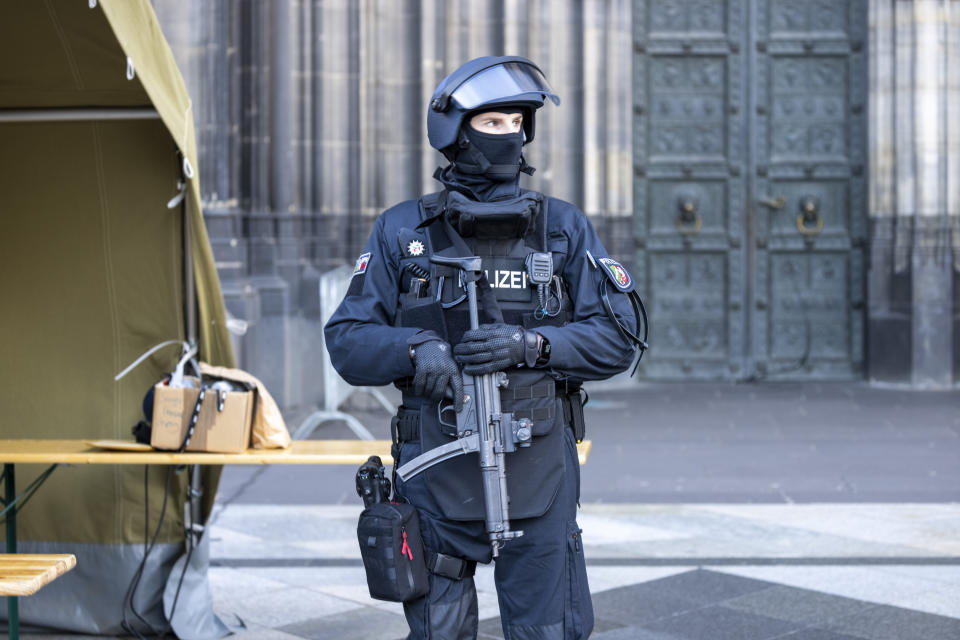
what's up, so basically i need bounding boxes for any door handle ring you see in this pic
[797,214,823,235]
[676,212,702,235]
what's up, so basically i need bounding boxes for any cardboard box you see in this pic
[151,378,255,453]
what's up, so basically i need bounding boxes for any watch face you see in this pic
[537,338,551,364]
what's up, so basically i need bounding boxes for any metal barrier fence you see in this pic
[293,265,394,440]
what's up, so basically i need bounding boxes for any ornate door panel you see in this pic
[634,0,747,379]
[752,0,867,379]
[633,0,866,380]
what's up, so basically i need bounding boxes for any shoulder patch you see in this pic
[598,257,633,292]
[353,252,371,277]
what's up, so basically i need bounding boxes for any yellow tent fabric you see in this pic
[0,0,232,369]
[1,0,233,539]
[1,0,233,632]
[99,0,233,367]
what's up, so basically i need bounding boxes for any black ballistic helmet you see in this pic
[427,56,560,158]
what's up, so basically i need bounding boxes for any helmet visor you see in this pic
[450,62,561,111]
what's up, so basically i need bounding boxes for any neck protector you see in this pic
[435,163,518,203]
[445,189,541,239]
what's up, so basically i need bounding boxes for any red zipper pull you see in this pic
[401,530,413,561]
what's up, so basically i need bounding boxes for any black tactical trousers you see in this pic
[395,427,593,640]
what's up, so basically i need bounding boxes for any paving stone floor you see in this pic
[200,562,960,640]
[191,502,959,639]
[13,507,960,639]
[483,569,960,640]
[13,382,960,638]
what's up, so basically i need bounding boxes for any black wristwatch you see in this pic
[535,336,551,366]
[523,329,540,368]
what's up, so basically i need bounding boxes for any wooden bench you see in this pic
[0,438,592,466]
[1,554,76,640]
[0,439,590,638]
[0,554,76,597]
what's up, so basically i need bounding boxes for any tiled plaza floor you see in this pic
[195,502,960,639]
[14,382,960,638]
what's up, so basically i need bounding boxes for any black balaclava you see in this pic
[435,109,533,202]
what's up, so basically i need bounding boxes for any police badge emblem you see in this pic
[407,240,425,256]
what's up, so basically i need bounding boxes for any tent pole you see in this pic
[182,198,197,347]
[181,185,203,547]
[0,108,160,122]
[5,463,19,639]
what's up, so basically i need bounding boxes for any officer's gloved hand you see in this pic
[453,323,539,376]
[411,339,464,411]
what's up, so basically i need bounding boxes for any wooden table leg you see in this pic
[4,463,18,640]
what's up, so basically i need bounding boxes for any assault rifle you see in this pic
[396,255,533,558]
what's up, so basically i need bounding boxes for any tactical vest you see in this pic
[394,190,573,521]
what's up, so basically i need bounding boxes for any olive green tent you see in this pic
[1,0,233,634]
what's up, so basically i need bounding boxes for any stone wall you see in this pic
[150,0,635,418]
[867,0,960,387]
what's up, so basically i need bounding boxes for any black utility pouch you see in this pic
[357,501,429,602]
[562,388,587,443]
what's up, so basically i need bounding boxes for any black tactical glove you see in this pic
[453,323,540,376]
[410,339,464,411]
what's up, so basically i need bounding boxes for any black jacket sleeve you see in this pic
[323,213,420,386]
[535,201,639,381]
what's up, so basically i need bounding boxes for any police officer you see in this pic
[325,56,646,640]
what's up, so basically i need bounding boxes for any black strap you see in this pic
[597,275,649,376]
[420,191,501,318]
[440,211,505,323]
[391,407,421,443]
[426,551,476,580]
[180,386,206,452]
[560,388,587,444]
[418,191,447,224]
[540,195,549,253]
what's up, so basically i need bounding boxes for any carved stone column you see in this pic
[151,0,637,412]
[868,0,959,387]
